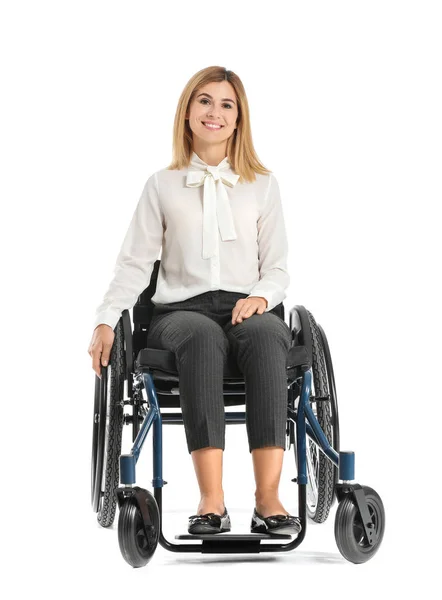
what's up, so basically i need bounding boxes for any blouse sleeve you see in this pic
[246,173,290,311]
[92,173,163,331]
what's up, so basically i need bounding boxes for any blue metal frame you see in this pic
[119,366,346,487]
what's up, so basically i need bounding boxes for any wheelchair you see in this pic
[91,259,385,568]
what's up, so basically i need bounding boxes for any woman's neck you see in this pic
[192,143,227,167]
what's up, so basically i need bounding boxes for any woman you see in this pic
[88,66,301,537]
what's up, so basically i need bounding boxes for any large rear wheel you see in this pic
[293,309,338,523]
[91,319,126,527]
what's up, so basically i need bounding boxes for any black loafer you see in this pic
[250,508,302,535]
[188,507,231,534]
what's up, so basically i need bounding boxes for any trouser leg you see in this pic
[223,311,292,453]
[147,309,229,453]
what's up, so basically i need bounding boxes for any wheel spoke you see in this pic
[306,441,319,508]
[136,527,149,552]
[305,398,320,510]
[354,505,376,548]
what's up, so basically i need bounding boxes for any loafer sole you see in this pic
[188,523,231,534]
[250,523,300,535]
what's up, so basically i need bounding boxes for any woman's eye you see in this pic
[200,99,232,109]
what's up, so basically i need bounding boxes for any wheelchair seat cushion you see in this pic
[135,342,310,380]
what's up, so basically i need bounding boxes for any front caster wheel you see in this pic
[334,485,385,564]
[118,493,160,568]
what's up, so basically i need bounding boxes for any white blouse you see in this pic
[92,151,290,331]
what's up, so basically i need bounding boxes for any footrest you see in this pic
[175,532,292,540]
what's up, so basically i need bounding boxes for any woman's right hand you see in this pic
[88,324,115,378]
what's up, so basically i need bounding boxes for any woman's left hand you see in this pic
[232,296,268,325]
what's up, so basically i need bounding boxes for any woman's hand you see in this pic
[232,296,268,325]
[88,324,115,378]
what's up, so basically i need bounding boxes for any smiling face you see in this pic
[186,81,239,150]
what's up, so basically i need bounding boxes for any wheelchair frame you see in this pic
[116,365,346,555]
[114,314,376,557]
[92,262,385,566]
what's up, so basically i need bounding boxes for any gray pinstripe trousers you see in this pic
[146,290,292,454]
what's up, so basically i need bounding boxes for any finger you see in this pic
[92,350,102,379]
[232,309,244,324]
[238,306,252,321]
[239,303,260,322]
[234,308,247,323]
[232,299,254,324]
[101,340,114,366]
[232,298,247,320]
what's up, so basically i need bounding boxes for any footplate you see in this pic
[175,532,292,554]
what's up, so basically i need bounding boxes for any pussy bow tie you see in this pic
[186,151,240,259]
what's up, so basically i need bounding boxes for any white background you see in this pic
[2,0,441,596]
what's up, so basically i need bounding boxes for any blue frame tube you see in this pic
[119,372,165,486]
[296,369,339,486]
[122,367,340,488]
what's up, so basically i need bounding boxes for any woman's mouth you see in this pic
[202,122,224,131]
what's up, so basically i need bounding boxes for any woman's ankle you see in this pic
[198,492,225,514]
[255,489,279,504]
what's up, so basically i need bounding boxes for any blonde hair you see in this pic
[166,66,271,183]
